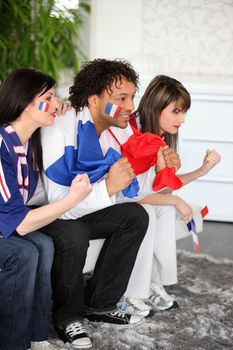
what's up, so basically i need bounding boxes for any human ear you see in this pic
[87,95,99,108]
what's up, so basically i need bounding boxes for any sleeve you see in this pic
[43,174,116,219]
[116,167,155,204]
[0,144,30,238]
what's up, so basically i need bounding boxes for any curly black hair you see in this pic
[69,58,139,112]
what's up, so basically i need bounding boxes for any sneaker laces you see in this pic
[65,322,87,337]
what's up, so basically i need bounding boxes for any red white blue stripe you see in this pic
[38,101,49,112]
[187,206,209,253]
[0,138,11,202]
[104,103,122,118]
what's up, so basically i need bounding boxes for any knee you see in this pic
[0,241,39,273]
[52,225,90,261]
[37,233,54,265]
[121,202,149,232]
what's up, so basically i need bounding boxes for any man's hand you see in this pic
[156,147,166,172]
[155,145,181,172]
[162,145,181,170]
[105,158,135,196]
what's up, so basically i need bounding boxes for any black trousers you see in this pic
[41,202,148,327]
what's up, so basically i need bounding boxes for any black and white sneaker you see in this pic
[87,309,143,325]
[55,321,92,349]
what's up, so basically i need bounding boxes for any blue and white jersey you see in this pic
[0,125,38,238]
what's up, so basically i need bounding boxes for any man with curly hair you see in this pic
[40,59,150,349]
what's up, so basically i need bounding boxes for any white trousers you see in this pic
[124,204,177,298]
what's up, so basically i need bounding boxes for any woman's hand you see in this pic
[173,195,193,222]
[200,149,221,176]
[56,98,72,116]
[67,174,92,205]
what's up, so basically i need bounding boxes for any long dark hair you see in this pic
[137,75,191,150]
[0,68,56,173]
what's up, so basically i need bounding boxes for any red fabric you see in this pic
[120,118,183,191]
[121,129,166,174]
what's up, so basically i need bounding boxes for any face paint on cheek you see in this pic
[104,102,122,118]
[38,101,49,112]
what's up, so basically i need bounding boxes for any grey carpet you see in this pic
[50,250,233,350]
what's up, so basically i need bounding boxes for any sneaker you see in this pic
[55,321,92,349]
[31,341,58,350]
[117,296,152,317]
[87,309,143,325]
[152,283,176,302]
[149,283,179,311]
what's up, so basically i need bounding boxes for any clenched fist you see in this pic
[106,157,136,196]
[200,149,221,176]
[68,174,92,205]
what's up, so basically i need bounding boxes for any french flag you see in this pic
[38,101,49,112]
[105,103,122,118]
[187,206,209,253]
[44,107,139,198]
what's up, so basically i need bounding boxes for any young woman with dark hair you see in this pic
[0,68,92,350]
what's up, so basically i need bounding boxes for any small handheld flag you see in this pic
[38,101,49,112]
[105,103,122,118]
[187,206,209,253]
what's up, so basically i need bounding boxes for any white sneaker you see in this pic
[149,283,178,311]
[151,283,175,302]
[117,296,152,317]
[31,341,58,350]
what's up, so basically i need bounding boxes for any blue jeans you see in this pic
[0,231,54,350]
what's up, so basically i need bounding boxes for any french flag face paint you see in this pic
[38,101,49,112]
[104,102,122,118]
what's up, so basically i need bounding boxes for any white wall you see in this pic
[90,0,233,222]
[90,0,142,60]
[90,0,233,77]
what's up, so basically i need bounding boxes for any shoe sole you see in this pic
[87,315,144,326]
[123,310,150,317]
[55,327,92,349]
[154,300,179,311]
[92,318,145,330]
[72,344,92,349]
